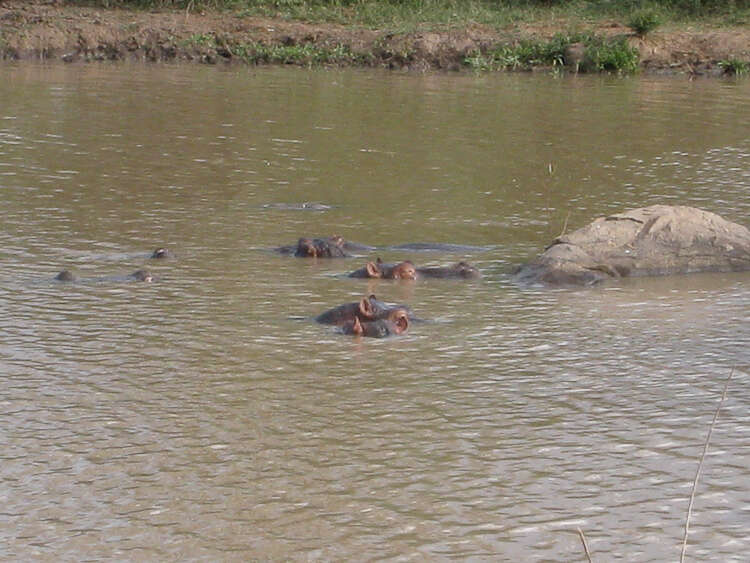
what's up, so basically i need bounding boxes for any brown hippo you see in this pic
[515,205,750,286]
[295,237,348,258]
[315,294,414,325]
[417,261,480,279]
[275,235,375,257]
[342,309,409,338]
[348,259,418,280]
[349,258,480,280]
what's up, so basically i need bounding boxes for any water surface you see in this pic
[1,63,749,560]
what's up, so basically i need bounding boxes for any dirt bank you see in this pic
[2,0,749,75]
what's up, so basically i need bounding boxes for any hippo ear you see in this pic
[359,296,375,318]
[365,261,381,278]
[393,313,409,334]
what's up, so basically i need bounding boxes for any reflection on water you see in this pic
[1,63,749,560]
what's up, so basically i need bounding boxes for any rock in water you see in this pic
[515,205,750,286]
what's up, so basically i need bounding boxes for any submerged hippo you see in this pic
[54,269,153,283]
[262,202,333,211]
[151,248,171,259]
[387,242,489,253]
[55,270,76,282]
[131,270,154,282]
[348,258,480,280]
[342,309,409,338]
[275,237,486,257]
[417,261,481,279]
[276,235,373,258]
[348,259,418,280]
[515,205,750,286]
[315,294,415,326]
[295,237,348,258]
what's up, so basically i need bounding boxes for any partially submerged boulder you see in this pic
[515,205,750,286]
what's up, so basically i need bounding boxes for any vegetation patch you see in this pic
[182,32,369,65]
[627,8,663,36]
[234,41,370,65]
[718,57,749,75]
[464,33,640,74]
[71,1,750,30]
[1,1,748,74]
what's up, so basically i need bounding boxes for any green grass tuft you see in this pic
[718,58,749,75]
[627,8,663,36]
[180,33,370,66]
[464,32,639,74]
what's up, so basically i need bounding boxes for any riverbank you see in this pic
[1,0,749,75]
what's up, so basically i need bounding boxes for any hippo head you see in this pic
[151,248,170,259]
[328,234,346,248]
[454,261,481,278]
[295,238,318,257]
[132,270,153,282]
[364,258,417,280]
[348,309,409,337]
[390,260,417,280]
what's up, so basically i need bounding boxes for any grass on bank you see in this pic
[181,32,372,65]
[718,57,750,75]
[70,1,750,74]
[464,32,640,73]
[79,1,750,30]
[181,28,642,73]
[627,7,663,36]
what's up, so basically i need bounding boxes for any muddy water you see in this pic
[1,63,748,560]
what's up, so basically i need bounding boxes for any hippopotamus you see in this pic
[131,270,154,282]
[55,270,76,282]
[262,202,333,211]
[386,242,490,253]
[348,258,480,280]
[275,235,373,258]
[417,261,481,279]
[295,237,348,258]
[54,269,153,283]
[151,248,171,259]
[275,237,487,257]
[315,294,414,326]
[348,259,418,280]
[514,205,750,286]
[341,309,409,338]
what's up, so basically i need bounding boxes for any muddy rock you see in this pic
[515,205,750,286]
